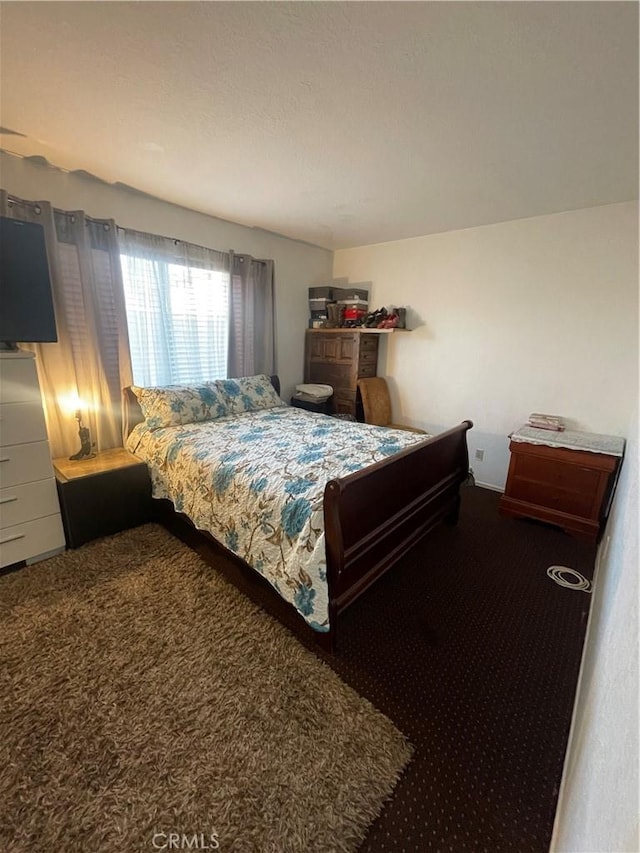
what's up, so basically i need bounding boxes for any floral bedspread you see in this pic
[127,407,428,631]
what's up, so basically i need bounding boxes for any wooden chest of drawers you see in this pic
[304,330,380,418]
[0,351,65,568]
[498,428,624,542]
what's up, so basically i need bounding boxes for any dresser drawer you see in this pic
[0,402,48,447]
[509,479,596,519]
[512,454,600,494]
[0,478,61,529]
[359,335,379,354]
[358,349,378,366]
[0,513,65,568]
[0,356,42,404]
[0,441,54,487]
[357,362,377,379]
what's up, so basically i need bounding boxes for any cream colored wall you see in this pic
[334,201,638,488]
[0,151,333,400]
[551,401,639,852]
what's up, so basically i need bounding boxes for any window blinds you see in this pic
[118,232,230,387]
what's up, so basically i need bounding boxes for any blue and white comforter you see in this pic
[127,406,428,631]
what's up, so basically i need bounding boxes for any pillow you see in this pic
[216,375,283,415]
[131,382,230,429]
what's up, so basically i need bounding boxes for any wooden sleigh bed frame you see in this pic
[124,378,472,652]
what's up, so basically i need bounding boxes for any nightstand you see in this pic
[53,448,153,548]
[498,426,624,542]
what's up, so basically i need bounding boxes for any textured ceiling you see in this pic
[0,2,637,249]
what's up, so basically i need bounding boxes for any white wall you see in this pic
[334,202,638,488]
[551,400,639,852]
[0,151,333,400]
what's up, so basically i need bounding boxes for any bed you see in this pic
[124,375,472,651]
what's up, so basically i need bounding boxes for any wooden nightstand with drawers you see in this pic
[498,426,624,542]
[53,448,154,549]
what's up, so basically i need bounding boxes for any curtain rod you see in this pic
[8,194,267,263]
[7,193,114,229]
[116,225,269,264]
[7,194,231,251]
[115,223,238,257]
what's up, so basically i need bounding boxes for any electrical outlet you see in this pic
[475,449,484,461]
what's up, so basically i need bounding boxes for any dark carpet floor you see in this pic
[330,485,596,853]
[160,484,596,852]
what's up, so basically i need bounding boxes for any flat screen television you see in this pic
[0,216,58,347]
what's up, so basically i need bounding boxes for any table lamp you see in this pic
[69,406,95,461]
[58,391,96,461]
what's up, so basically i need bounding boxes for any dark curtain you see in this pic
[1,190,133,456]
[227,251,277,378]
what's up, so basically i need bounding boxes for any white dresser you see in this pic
[0,351,65,568]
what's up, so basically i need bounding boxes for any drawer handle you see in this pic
[0,458,10,463]
[0,496,18,505]
[0,533,25,545]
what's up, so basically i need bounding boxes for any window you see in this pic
[120,253,229,386]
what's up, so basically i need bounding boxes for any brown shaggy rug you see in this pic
[0,524,411,852]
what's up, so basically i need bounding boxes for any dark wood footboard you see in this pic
[323,420,473,650]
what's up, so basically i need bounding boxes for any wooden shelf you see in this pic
[306,327,410,334]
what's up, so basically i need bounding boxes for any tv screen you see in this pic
[0,216,58,344]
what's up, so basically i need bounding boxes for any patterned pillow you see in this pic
[216,375,283,415]
[131,382,230,429]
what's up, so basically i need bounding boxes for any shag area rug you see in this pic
[0,524,411,853]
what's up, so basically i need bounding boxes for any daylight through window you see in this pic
[120,253,229,386]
